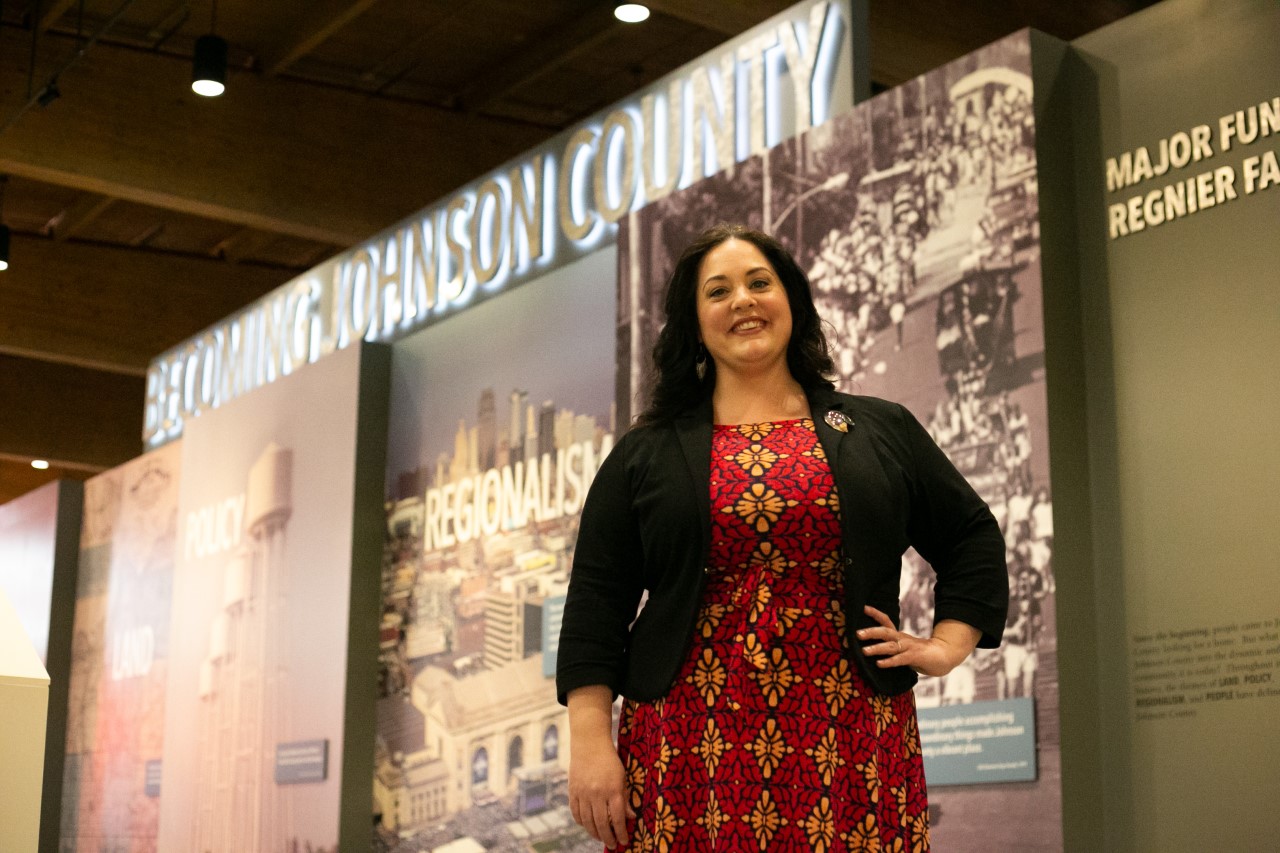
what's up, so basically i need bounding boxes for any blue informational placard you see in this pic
[274,739,328,785]
[918,698,1037,786]
[542,594,566,678]
[144,760,162,797]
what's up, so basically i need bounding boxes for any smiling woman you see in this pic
[694,238,795,395]
[556,224,1008,851]
[636,224,837,426]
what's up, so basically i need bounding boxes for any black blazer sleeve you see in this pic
[898,403,1008,647]
[555,433,646,704]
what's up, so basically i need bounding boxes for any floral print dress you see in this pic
[615,419,930,852]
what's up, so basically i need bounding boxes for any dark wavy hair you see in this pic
[635,223,835,425]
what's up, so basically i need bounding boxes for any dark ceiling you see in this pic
[0,0,1158,503]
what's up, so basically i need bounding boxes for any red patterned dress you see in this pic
[615,419,929,852]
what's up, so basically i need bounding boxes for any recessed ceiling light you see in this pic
[31,460,50,470]
[614,4,650,24]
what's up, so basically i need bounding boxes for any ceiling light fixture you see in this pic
[31,460,50,470]
[192,1,227,97]
[614,4,650,24]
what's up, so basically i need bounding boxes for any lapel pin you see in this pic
[824,410,852,433]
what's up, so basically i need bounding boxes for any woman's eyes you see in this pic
[708,279,771,298]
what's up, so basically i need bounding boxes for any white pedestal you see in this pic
[0,588,50,853]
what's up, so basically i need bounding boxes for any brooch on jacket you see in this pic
[824,410,853,433]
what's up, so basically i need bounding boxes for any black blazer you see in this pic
[556,388,1008,703]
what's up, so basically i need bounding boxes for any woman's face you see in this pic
[695,238,793,378]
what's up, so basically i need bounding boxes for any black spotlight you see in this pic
[192,34,228,97]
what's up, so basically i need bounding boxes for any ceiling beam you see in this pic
[0,28,549,245]
[38,0,78,33]
[642,1,790,36]
[128,221,166,247]
[864,0,1152,89]
[144,2,191,50]
[262,0,385,78]
[0,458,94,506]
[642,0,968,90]
[0,453,100,475]
[0,354,144,471]
[46,193,117,240]
[210,226,288,262]
[0,233,293,375]
[866,0,1012,87]
[456,2,620,113]
[644,0,1043,91]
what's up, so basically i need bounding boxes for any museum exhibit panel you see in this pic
[0,0,1275,850]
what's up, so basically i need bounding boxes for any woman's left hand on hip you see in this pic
[857,605,974,677]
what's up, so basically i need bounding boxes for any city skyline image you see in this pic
[376,251,616,851]
[385,248,616,485]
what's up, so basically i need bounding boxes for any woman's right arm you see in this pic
[556,432,646,702]
[557,433,645,847]
[568,685,634,849]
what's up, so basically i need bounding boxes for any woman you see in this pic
[557,224,1007,851]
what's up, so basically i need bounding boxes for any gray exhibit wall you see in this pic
[1068,0,1280,850]
[1023,29,1106,853]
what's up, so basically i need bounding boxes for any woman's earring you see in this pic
[695,343,708,381]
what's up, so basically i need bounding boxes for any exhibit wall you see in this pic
[1068,0,1280,850]
[619,30,1064,853]
[0,480,62,665]
[27,1,1280,851]
[59,442,182,853]
[374,249,617,849]
[0,582,51,853]
[155,342,389,853]
[0,478,84,851]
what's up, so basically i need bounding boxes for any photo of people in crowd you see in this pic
[617,32,1061,852]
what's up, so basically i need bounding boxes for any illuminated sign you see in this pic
[145,0,860,447]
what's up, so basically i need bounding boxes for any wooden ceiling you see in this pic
[0,0,1157,503]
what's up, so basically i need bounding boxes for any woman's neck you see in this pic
[711,368,809,425]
